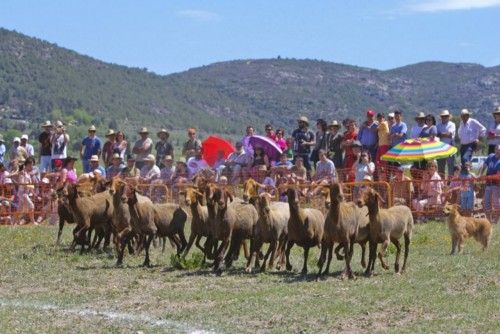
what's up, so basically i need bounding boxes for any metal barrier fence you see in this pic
[0,177,497,225]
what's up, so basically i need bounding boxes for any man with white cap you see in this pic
[89,155,106,178]
[9,137,28,162]
[292,116,315,174]
[486,106,500,155]
[457,109,486,166]
[436,110,456,176]
[106,153,125,180]
[38,121,53,172]
[139,154,160,182]
[20,134,34,157]
[409,112,426,139]
[0,134,5,164]
[51,120,69,170]
[132,127,153,170]
[80,125,102,173]
[102,129,116,167]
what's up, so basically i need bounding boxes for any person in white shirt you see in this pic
[486,107,500,155]
[20,135,35,157]
[457,109,486,167]
[436,109,456,176]
[409,112,426,139]
[186,149,209,179]
[139,154,160,183]
[220,142,249,184]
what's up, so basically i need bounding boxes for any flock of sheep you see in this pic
[56,176,414,278]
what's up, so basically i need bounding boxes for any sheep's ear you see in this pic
[374,191,385,204]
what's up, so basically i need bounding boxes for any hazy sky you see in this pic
[1,0,499,74]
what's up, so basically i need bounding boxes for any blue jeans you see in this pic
[483,185,499,211]
[82,160,92,173]
[39,155,52,173]
[437,155,455,178]
[460,191,474,211]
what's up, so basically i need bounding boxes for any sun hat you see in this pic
[440,110,451,117]
[55,120,64,128]
[415,112,426,119]
[41,120,52,128]
[139,127,149,134]
[163,155,173,161]
[297,116,309,124]
[328,120,340,127]
[13,137,20,143]
[144,154,156,162]
[21,134,28,140]
[41,177,50,184]
[112,153,121,160]
[157,128,170,137]
[257,165,268,171]
[90,155,99,162]
[493,106,500,115]
[388,112,395,118]
[105,129,116,137]
[93,169,102,176]
[460,109,470,116]
[88,125,97,132]
[366,109,376,117]
[352,140,362,147]
[176,157,187,165]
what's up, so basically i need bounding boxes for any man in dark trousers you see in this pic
[292,116,315,178]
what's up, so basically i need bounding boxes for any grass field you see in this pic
[0,221,498,333]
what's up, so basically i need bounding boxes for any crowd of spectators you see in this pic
[0,106,499,225]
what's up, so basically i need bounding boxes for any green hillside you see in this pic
[0,28,499,145]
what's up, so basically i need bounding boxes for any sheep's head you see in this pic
[286,186,300,204]
[257,192,273,215]
[111,180,128,205]
[204,183,218,207]
[320,186,331,209]
[127,188,139,207]
[358,188,383,208]
[214,187,233,209]
[184,187,203,206]
[242,178,263,203]
[329,183,344,203]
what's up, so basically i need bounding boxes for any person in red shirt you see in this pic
[264,124,277,141]
[341,119,359,177]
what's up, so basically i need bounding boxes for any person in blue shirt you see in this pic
[459,162,476,213]
[89,155,106,178]
[291,116,315,175]
[80,125,102,173]
[358,109,379,161]
[389,110,407,147]
[479,145,500,220]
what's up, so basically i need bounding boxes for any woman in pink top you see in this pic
[275,128,287,151]
[62,157,78,185]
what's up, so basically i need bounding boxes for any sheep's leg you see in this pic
[334,244,344,261]
[285,241,294,271]
[378,239,390,271]
[225,237,239,267]
[392,238,402,273]
[116,231,131,266]
[360,242,367,268]
[317,242,327,277]
[324,244,333,276]
[177,230,188,254]
[56,218,65,245]
[142,234,154,267]
[365,240,377,277]
[214,237,230,275]
[301,246,310,275]
[275,236,287,270]
[458,237,464,254]
[161,236,167,253]
[103,229,111,251]
[343,240,355,279]
[402,233,410,272]
[246,237,260,273]
[242,240,250,261]
[261,241,275,272]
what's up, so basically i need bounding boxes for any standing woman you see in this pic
[420,114,437,139]
[310,119,328,168]
[327,120,343,169]
[341,119,358,173]
[17,157,37,225]
[113,131,128,160]
[62,157,78,185]
[275,128,287,151]
[487,107,500,154]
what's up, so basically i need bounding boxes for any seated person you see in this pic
[290,156,307,183]
[254,165,276,195]
[413,160,443,213]
[120,154,141,183]
[106,153,125,180]
[139,154,160,183]
[272,153,293,178]
[309,150,336,196]
[249,146,270,178]
[392,166,414,205]
[187,148,209,180]
[445,166,462,204]
[220,142,249,184]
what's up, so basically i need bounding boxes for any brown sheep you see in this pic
[181,186,211,259]
[285,186,324,275]
[152,202,188,256]
[246,192,289,273]
[208,186,259,275]
[358,188,413,276]
[317,183,363,279]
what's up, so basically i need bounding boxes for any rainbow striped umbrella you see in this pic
[381,138,457,163]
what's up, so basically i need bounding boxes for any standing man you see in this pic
[51,121,69,169]
[102,129,116,167]
[409,112,426,139]
[155,128,174,168]
[132,127,153,170]
[457,109,486,167]
[182,128,202,160]
[0,134,5,164]
[20,135,35,157]
[390,110,407,147]
[436,110,456,177]
[38,121,53,173]
[326,120,343,169]
[241,126,255,160]
[80,125,102,173]
[486,107,500,154]
[479,145,500,221]
[358,109,378,161]
[292,116,315,176]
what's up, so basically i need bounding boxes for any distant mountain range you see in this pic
[0,27,499,139]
